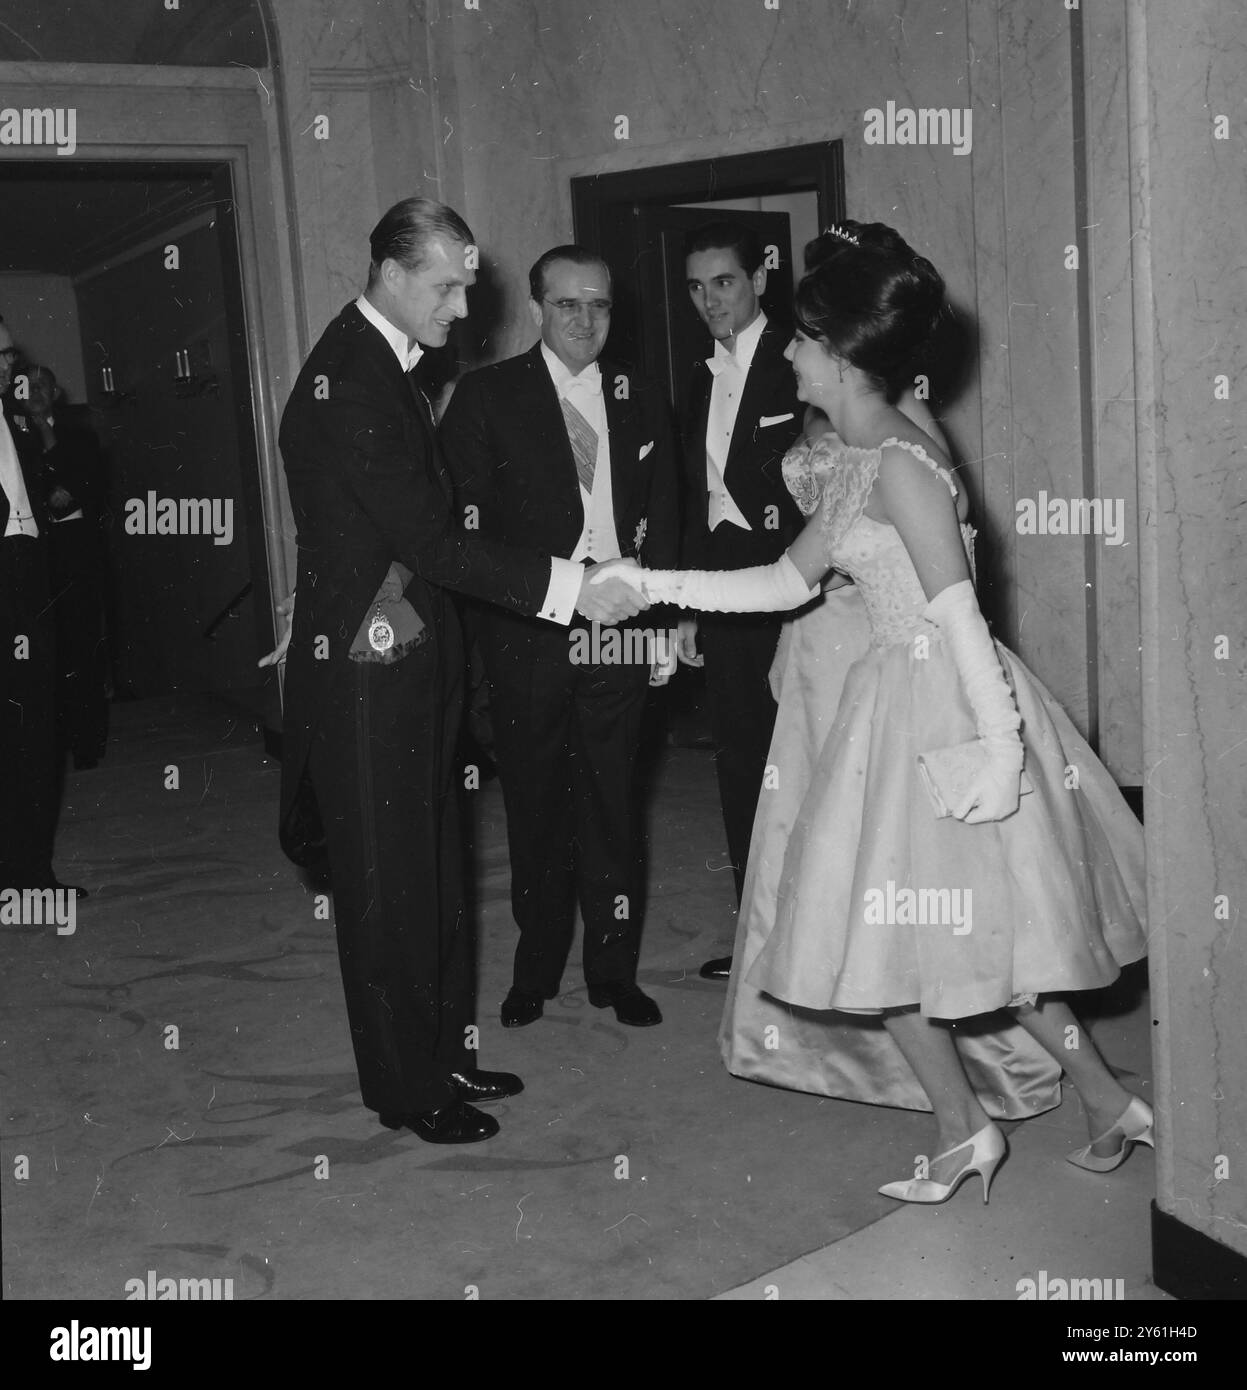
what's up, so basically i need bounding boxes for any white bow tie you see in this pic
[562,370,602,398]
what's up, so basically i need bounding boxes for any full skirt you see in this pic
[719,586,1144,1117]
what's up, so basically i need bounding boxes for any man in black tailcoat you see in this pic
[276,201,644,1143]
[678,223,806,978]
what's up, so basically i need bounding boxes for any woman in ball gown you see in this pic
[721,400,1069,1129]
[600,222,1151,1202]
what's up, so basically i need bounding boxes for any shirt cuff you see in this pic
[538,556,584,625]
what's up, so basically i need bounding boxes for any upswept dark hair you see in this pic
[528,245,611,302]
[368,197,474,281]
[682,221,765,277]
[794,220,945,395]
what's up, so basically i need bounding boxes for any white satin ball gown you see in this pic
[718,432,1148,1118]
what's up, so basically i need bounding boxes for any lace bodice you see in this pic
[781,432,976,648]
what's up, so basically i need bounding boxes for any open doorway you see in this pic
[660,194,819,419]
[0,160,273,743]
[571,144,844,744]
[572,141,843,411]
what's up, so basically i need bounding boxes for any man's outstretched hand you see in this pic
[577,559,649,624]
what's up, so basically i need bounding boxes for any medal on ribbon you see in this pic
[367,604,395,653]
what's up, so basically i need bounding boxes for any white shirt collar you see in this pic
[355,294,424,372]
[541,341,602,396]
[708,310,767,375]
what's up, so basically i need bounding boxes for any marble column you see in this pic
[1084,0,1143,782]
[1128,0,1247,1293]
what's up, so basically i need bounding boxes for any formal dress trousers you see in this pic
[0,407,58,888]
[681,316,806,902]
[279,301,574,1115]
[440,342,680,997]
[40,414,109,762]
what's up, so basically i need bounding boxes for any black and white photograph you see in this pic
[0,0,1243,1344]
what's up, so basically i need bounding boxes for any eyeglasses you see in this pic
[543,298,612,319]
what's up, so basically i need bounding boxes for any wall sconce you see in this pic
[98,363,135,409]
[173,340,220,398]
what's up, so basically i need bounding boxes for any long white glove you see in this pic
[590,553,818,614]
[925,579,1024,823]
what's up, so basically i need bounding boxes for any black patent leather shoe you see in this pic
[501,988,544,1028]
[699,956,732,980]
[587,982,662,1026]
[379,1099,500,1144]
[449,1068,524,1102]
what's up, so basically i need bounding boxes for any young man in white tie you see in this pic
[679,223,806,978]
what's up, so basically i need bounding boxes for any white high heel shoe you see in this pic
[1066,1095,1155,1172]
[878,1122,1007,1205]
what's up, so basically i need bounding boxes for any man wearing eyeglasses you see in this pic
[440,246,679,1030]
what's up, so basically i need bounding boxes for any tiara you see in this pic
[823,224,860,247]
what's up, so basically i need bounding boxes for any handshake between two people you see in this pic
[576,559,678,687]
[587,553,822,679]
[574,557,649,625]
[260,554,818,669]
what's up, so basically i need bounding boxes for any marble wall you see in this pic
[1129,0,1247,1270]
[443,0,981,446]
[966,0,1091,741]
[964,0,1142,778]
[1085,0,1144,783]
[266,0,475,349]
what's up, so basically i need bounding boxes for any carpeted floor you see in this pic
[0,695,1151,1300]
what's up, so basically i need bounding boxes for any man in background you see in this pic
[679,223,805,979]
[22,364,110,769]
[0,319,86,896]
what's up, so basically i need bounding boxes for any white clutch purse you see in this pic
[916,740,1034,819]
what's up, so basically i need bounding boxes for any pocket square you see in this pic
[638,441,654,460]
[758,412,795,428]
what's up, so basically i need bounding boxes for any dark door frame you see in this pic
[1,157,275,694]
[570,141,845,382]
